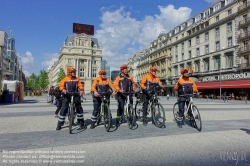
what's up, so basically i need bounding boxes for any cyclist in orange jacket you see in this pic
[114,64,136,126]
[174,67,198,128]
[90,70,116,129]
[56,67,84,130]
[140,66,164,126]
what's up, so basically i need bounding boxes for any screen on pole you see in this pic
[73,23,94,35]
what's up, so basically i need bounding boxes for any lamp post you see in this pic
[219,67,225,100]
[219,69,222,100]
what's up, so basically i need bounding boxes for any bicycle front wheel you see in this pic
[192,105,202,132]
[103,104,111,132]
[69,105,74,134]
[152,103,165,128]
[126,104,135,129]
[173,102,179,122]
[135,101,143,121]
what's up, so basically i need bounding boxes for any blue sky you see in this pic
[0,0,218,76]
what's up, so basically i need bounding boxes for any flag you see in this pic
[192,66,195,74]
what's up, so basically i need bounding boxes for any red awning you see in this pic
[196,79,250,89]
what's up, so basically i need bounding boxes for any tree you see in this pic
[26,73,38,90]
[39,70,49,90]
[57,68,66,84]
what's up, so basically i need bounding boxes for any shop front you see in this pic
[196,71,250,99]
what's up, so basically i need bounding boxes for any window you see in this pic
[182,53,184,60]
[79,68,84,77]
[226,0,234,5]
[215,27,220,37]
[196,36,200,44]
[175,27,180,34]
[175,45,178,54]
[204,58,210,71]
[188,40,191,47]
[243,27,248,35]
[195,61,200,72]
[196,48,200,56]
[92,69,97,77]
[80,59,85,64]
[82,50,84,53]
[82,42,84,46]
[68,58,71,63]
[228,9,232,16]
[182,33,184,38]
[203,10,210,18]
[244,40,249,51]
[175,55,178,62]
[195,15,201,22]
[205,32,209,41]
[92,60,97,65]
[243,15,247,23]
[205,45,209,54]
[176,36,178,41]
[216,41,220,51]
[227,54,233,68]
[181,24,186,30]
[189,51,191,59]
[216,16,219,21]
[174,67,178,76]
[243,0,247,7]
[187,19,194,27]
[214,56,221,70]
[214,3,221,12]
[182,43,184,50]
[228,37,232,47]
[227,22,232,32]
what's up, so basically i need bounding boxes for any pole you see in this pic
[219,70,221,100]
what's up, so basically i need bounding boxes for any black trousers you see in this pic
[91,96,111,122]
[116,94,133,118]
[142,93,153,117]
[57,96,84,127]
[55,98,62,114]
[178,97,191,120]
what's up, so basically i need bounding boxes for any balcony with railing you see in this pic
[239,31,250,40]
[238,2,250,12]
[240,45,250,53]
[239,17,250,27]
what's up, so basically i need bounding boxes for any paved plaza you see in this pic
[0,94,249,166]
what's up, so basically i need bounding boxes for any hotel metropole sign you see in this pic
[202,72,250,82]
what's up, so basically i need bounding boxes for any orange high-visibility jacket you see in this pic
[140,74,162,91]
[174,77,198,95]
[114,74,136,92]
[91,77,114,93]
[59,75,84,92]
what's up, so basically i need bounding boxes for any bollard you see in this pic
[207,96,208,102]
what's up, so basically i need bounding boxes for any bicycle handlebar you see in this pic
[66,92,80,96]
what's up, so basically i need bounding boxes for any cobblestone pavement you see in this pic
[0,94,249,166]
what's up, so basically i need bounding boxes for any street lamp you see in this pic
[219,67,225,100]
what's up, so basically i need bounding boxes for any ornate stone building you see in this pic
[129,0,250,97]
[51,33,102,93]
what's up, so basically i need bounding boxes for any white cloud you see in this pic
[204,0,218,3]
[23,70,31,77]
[95,5,191,69]
[41,53,59,69]
[18,51,35,68]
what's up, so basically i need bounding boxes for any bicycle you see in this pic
[67,92,79,134]
[96,92,112,132]
[134,92,143,121]
[120,92,135,129]
[135,91,165,128]
[173,93,202,132]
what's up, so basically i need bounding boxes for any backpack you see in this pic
[53,87,61,98]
